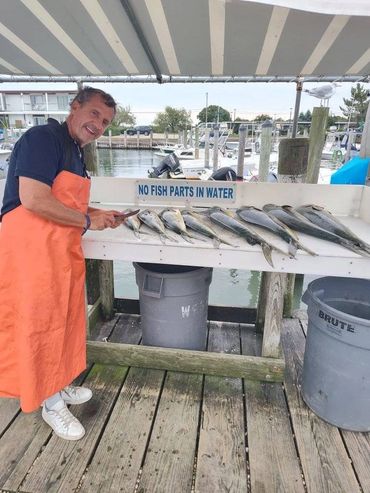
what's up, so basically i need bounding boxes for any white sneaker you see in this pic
[60,385,92,405]
[42,400,85,441]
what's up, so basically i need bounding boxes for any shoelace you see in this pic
[47,406,77,430]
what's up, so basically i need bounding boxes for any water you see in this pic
[98,148,157,178]
[97,148,309,308]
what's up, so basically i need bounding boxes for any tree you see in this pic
[340,83,369,128]
[326,114,346,129]
[112,105,136,127]
[298,110,312,122]
[197,105,231,123]
[253,114,272,122]
[232,117,249,134]
[153,106,192,132]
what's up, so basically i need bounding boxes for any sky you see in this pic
[1,80,368,125]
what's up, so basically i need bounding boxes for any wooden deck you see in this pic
[0,311,369,493]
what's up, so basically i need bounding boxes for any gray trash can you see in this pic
[134,263,213,350]
[302,276,370,431]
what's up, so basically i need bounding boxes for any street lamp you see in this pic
[205,92,208,129]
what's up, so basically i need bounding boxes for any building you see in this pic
[0,90,76,130]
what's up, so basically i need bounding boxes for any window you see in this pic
[33,116,46,126]
[30,94,46,111]
[57,95,69,110]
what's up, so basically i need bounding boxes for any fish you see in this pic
[236,206,316,257]
[181,209,236,247]
[263,204,370,257]
[138,209,178,243]
[205,207,287,267]
[295,204,370,255]
[124,213,148,239]
[159,208,194,243]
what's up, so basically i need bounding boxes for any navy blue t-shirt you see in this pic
[1,119,86,217]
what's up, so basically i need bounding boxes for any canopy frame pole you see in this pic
[119,0,163,83]
[292,79,303,138]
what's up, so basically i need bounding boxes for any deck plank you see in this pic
[0,368,91,491]
[241,324,305,493]
[89,313,120,341]
[137,371,203,493]
[341,431,370,492]
[282,318,361,493]
[78,311,154,492]
[0,409,51,490]
[194,322,248,493]
[0,398,19,435]
[17,364,128,493]
[78,367,164,493]
[109,313,142,344]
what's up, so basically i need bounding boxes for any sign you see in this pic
[136,180,236,204]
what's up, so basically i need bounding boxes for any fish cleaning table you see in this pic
[83,177,370,279]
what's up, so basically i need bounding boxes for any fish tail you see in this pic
[181,233,194,244]
[187,231,208,243]
[220,236,238,247]
[288,240,298,258]
[212,238,221,249]
[133,230,141,239]
[261,244,274,267]
[165,232,179,243]
[297,240,317,256]
[159,234,167,244]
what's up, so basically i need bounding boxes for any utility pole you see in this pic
[205,92,208,129]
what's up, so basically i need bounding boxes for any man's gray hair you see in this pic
[71,86,117,116]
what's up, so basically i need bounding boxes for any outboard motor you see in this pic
[208,166,237,181]
[148,153,181,178]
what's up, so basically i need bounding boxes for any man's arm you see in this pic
[19,177,121,230]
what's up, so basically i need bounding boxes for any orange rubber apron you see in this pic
[0,170,90,412]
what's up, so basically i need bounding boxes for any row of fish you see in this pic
[123,204,370,267]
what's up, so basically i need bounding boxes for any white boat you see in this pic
[179,150,279,179]
[321,131,360,162]
[0,142,14,178]
[0,147,12,161]
[153,143,182,157]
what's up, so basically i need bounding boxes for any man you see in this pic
[0,87,123,441]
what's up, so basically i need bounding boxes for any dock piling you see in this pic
[306,107,329,183]
[258,120,273,182]
[204,128,210,168]
[213,125,219,171]
[237,125,247,180]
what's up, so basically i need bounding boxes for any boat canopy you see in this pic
[0,0,370,83]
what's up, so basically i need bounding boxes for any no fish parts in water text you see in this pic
[138,184,234,199]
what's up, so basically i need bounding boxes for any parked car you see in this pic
[123,125,152,136]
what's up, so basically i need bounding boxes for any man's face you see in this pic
[67,94,115,147]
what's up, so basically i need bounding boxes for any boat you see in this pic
[153,143,182,157]
[0,146,12,161]
[321,131,361,163]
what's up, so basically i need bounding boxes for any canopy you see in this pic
[1,0,370,83]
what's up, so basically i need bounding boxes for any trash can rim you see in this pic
[305,276,370,325]
[133,262,212,279]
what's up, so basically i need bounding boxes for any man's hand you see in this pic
[88,209,127,230]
